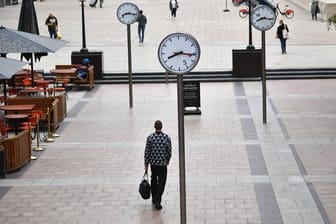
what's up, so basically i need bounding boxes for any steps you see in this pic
[95,68,336,84]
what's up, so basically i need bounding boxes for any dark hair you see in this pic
[139,10,143,14]
[154,120,162,130]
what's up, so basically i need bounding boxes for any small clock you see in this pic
[158,33,201,75]
[116,2,139,25]
[251,5,276,31]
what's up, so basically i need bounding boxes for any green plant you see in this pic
[328,14,336,31]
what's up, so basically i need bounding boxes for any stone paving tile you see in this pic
[312,182,336,224]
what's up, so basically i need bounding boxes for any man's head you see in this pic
[154,120,162,131]
[82,58,90,65]
[139,10,143,15]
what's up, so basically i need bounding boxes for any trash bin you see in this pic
[0,0,6,7]
[71,51,104,80]
[232,49,262,78]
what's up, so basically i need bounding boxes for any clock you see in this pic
[251,5,276,31]
[116,2,139,25]
[158,33,201,74]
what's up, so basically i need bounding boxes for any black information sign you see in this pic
[183,81,201,115]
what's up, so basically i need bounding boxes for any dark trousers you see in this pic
[171,8,177,17]
[150,165,167,205]
[138,25,145,43]
[48,28,57,39]
[280,38,287,53]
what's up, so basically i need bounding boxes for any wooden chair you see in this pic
[19,110,44,151]
[22,78,32,88]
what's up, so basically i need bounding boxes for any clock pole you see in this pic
[116,2,139,108]
[261,31,266,123]
[127,24,133,108]
[223,0,230,12]
[177,74,187,224]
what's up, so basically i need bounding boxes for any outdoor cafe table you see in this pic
[18,89,40,96]
[4,114,29,135]
[0,104,35,135]
[0,104,35,114]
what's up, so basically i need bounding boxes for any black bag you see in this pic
[139,172,150,199]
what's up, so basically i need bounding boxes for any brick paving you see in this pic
[1,0,336,224]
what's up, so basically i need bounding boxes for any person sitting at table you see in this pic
[77,58,90,80]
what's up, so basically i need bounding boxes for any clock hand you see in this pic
[180,52,196,57]
[122,12,137,17]
[167,51,183,59]
[256,17,273,22]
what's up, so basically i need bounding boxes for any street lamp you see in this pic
[247,0,255,49]
[79,0,88,52]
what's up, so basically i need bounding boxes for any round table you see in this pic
[5,114,29,135]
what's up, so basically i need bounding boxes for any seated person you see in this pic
[77,58,90,80]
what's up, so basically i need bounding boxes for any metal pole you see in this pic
[247,0,254,49]
[165,70,169,84]
[30,53,34,86]
[261,31,267,123]
[80,0,88,52]
[177,74,187,224]
[223,0,230,12]
[127,24,133,108]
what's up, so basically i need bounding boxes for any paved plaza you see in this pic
[1,0,336,224]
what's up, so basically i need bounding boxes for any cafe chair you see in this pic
[19,114,38,140]
[0,117,12,138]
[0,96,5,105]
[7,88,18,97]
[35,81,50,96]
[53,78,70,98]
[22,78,32,88]
[19,110,44,151]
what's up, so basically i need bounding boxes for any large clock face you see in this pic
[158,33,201,74]
[116,2,139,25]
[251,5,276,31]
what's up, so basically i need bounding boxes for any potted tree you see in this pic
[328,14,336,31]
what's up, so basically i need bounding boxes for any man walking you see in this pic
[136,10,147,43]
[144,120,172,210]
[45,12,58,38]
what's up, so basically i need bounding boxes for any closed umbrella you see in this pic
[18,0,48,73]
[0,26,66,84]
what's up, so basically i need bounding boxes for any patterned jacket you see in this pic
[145,132,172,166]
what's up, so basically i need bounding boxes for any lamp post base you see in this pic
[80,48,89,53]
[246,44,255,50]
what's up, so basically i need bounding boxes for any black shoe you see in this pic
[155,204,162,210]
